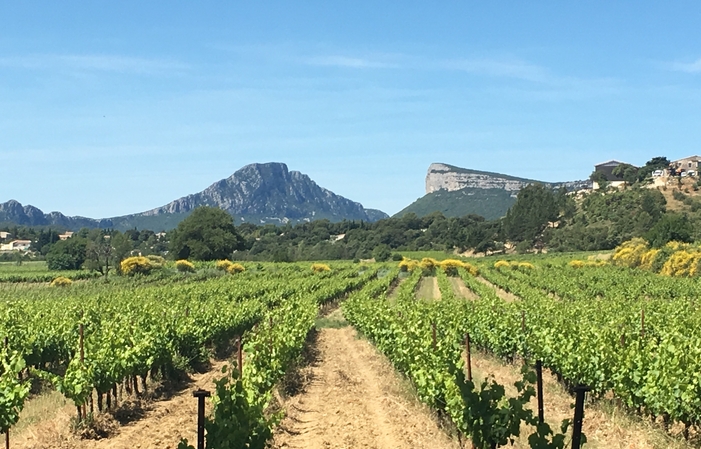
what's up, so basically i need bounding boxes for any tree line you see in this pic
[4,155,700,268]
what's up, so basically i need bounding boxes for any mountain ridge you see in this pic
[0,162,388,231]
[398,162,590,220]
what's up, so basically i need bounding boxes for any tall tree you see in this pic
[169,207,243,260]
[502,184,559,243]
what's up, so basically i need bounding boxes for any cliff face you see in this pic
[426,163,532,194]
[140,162,387,224]
[397,163,591,220]
[425,163,590,194]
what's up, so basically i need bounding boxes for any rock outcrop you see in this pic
[139,162,387,224]
[425,163,590,194]
[1,163,388,231]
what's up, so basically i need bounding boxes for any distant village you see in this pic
[592,155,701,190]
[0,231,73,253]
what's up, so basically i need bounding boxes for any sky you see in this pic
[1,2,701,218]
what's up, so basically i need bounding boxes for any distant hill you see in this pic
[396,163,590,220]
[0,162,388,231]
[395,188,519,220]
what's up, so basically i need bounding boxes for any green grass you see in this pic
[315,307,348,329]
[0,261,50,272]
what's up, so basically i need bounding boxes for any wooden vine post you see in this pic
[79,321,86,421]
[535,360,544,424]
[465,333,472,382]
[236,336,243,379]
[4,336,9,449]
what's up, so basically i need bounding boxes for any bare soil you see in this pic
[466,350,695,449]
[14,361,227,449]
[475,276,519,302]
[416,276,441,301]
[272,326,460,449]
[448,277,478,300]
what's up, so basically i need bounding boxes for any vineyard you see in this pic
[1,255,701,448]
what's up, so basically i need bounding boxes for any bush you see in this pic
[517,262,535,271]
[419,257,438,275]
[175,260,196,273]
[639,249,660,270]
[120,257,153,276]
[515,241,532,254]
[226,263,245,274]
[391,252,403,261]
[440,259,464,276]
[215,260,235,271]
[50,276,73,287]
[147,255,166,268]
[372,244,392,262]
[398,258,419,272]
[612,238,649,268]
[494,260,511,270]
[661,250,701,277]
[462,262,479,276]
[311,263,331,273]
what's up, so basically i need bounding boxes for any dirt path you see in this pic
[273,326,459,449]
[15,361,227,449]
[449,277,478,300]
[476,277,519,302]
[466,351,693,449]
[416,276,441,301]
[386,277,406,301]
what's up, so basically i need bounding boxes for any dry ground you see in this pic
[13,361,227,449]
[449,277,478,300]
[272,325,460,449]
[416,276,441,301]
[475,276,519,302]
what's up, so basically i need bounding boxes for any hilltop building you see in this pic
[592,160,634,190]
[672,156,701,173]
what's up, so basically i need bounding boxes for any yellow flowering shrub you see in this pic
[175,259,196,273]
[147,255,166,268]
[311,263,331,273]
[120,256,153,276]
[568,260,607,268]
[612,238,649,268]
[639,249,660,271]
[226,263,245,274]
[419,258,439,275]
[517,262,535,271]
[216,260,234,271]
[440,259,464,276]
[660,251,701,277]
[398,258,419,272]
[494,260,511,270]
[463,262,479,276]
[50,276,72,287]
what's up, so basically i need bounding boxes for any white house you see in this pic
[0,232,12,240]
[58,231,74,241]
[0,240,32,252]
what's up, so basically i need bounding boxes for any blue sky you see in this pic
[1,2,700,218]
